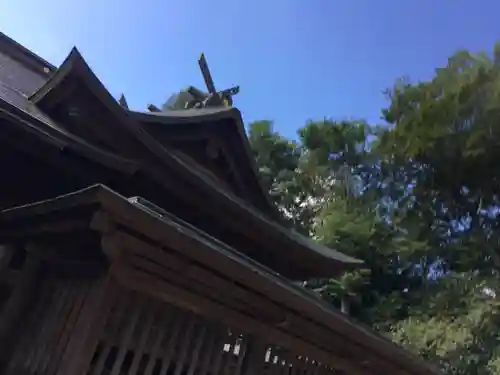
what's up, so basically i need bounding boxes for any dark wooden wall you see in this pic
[81,282,341,375]
[4,275,95,375]
[0,235,108,375]
[0,259,341,375]
[0,204,423,375]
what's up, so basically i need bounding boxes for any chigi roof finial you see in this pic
[195,53,239,108]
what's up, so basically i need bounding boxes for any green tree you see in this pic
[391,273,500,375]
[378,44,500,374]
[249,118,427,328]
[234,41,500,375]
[380,44,500,274]
[247,120,314,233]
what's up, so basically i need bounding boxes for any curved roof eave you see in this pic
[129,110,364,268]
[29,47,85,104]
[26,47,362,275]
[129,107,282,222]
[0,89,138,174]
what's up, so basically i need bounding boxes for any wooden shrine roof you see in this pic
[129,106,273,215]
[0,43,362,278]
[0,184,442,375]
[30,47,275,218]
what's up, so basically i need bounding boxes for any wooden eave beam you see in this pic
[0,219,90,241]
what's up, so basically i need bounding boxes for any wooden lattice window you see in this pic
[84,285,341,375]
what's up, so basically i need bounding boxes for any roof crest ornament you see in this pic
[160,53,240,112]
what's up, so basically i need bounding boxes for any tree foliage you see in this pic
[247,44,500,374]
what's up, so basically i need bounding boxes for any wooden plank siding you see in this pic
[4,274,93,375]
[94,223,368,375]
[0,233,351,375]
[80,282,342,375]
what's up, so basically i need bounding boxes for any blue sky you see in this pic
[1,0,499,139]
